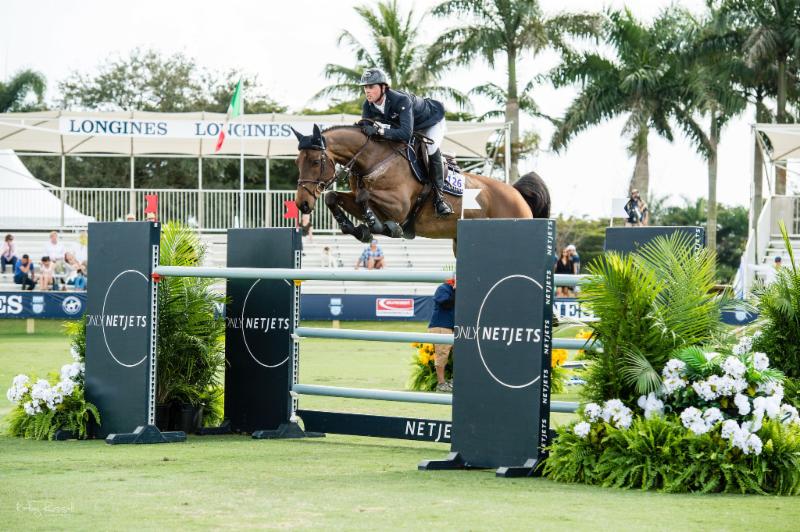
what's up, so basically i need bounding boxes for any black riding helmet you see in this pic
[359,68,389,86]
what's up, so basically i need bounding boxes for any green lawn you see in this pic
[1,319,798,530]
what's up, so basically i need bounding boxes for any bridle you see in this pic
[296,130,372,199]
[296,122,413,199]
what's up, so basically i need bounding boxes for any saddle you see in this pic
[406,133,461,187]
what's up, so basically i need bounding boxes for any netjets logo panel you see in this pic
[226,279,293,368]
[454,274,545,389]
[86,269,150,368]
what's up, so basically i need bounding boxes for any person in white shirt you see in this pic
[44,231,66,270]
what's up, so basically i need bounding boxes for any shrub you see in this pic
[156,222,225,414]
[579,233,727,407]
[545,340,800,494]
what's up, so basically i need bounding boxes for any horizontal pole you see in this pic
[296,327,453,345]
[292,383,578,413]
[155,265,453,283]
[554,274,586,287]
[554,338,598,350]
[296,326,598,350]
[155,266,585,286]
[293,383,450,405]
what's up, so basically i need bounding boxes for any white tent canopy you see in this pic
[0,149,94,228]
[755,123,800,163]
[0,111,504,159]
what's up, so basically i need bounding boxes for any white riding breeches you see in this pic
[422,118,446,155]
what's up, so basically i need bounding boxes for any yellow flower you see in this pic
[552,349,568,367]
[575,329,592,340]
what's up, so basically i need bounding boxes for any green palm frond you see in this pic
[620,347,663,396]
[673,345,714,378]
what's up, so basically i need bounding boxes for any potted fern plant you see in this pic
[155,222,225,432]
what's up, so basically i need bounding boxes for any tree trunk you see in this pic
[505,47,520,182]
[752,97,765,230]
[707,112,719,252]
[629,127,649,197]
[775,59,787,195]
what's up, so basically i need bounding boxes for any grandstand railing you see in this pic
[0,187,353,232]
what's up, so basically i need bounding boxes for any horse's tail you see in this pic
[513,171,551,218]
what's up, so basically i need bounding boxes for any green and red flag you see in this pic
[215,79,243,152]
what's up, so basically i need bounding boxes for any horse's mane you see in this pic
[322,124,364,134]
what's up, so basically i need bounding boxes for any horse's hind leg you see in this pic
[324,191,372,243]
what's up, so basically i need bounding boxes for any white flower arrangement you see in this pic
[5,361,85,417]
[573,400,634,438]
[656,334,798,455]
[572,334,799,457]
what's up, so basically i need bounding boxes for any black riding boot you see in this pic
[428,149,453,217]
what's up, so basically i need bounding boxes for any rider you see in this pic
[358,68,454,217]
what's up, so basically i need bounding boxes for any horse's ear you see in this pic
[312,124,326,149]
[291,127,304,142]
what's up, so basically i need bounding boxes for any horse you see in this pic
[293,124,550,244]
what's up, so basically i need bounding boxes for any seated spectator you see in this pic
[355,239,385,270]
[75,232,88,264]
[1,233,17,273]
[44,231,66,271]
[13,254,36,290]
[38,256,57,291]
[320,246,337,268]
[63,251,87,290]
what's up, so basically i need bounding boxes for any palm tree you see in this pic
[0,69,46,112]
[313,0,469,109]
[719,0,800,195]
[550,8,696,199]
[673,11,748,251]
[469,80,552,161]
[432,0,601,181]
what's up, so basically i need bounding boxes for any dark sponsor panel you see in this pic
[84,222,158,438]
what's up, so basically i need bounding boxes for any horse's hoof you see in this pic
[354,225,372,243]
[383,221,403,238]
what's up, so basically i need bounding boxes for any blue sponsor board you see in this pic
[1,290,758,326]
[301,294,434,321]
[0,291,87,319]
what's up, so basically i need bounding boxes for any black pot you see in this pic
[155,403,172,431]
[177,403,201,434]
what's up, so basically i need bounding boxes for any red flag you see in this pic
[144,194,158,220]
[283,200,299,219]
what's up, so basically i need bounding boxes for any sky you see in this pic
[0,0,774,218]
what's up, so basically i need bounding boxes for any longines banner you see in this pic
[58,117,337,140]
[0,291,86,319]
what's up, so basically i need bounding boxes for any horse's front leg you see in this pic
[324,191,372,243]
[357,188,404,239]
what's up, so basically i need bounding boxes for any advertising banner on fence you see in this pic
[0,291,86,319]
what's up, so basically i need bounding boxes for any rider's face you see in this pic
[363,84,384,104]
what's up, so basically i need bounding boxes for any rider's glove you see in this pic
[362,124,379,137]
